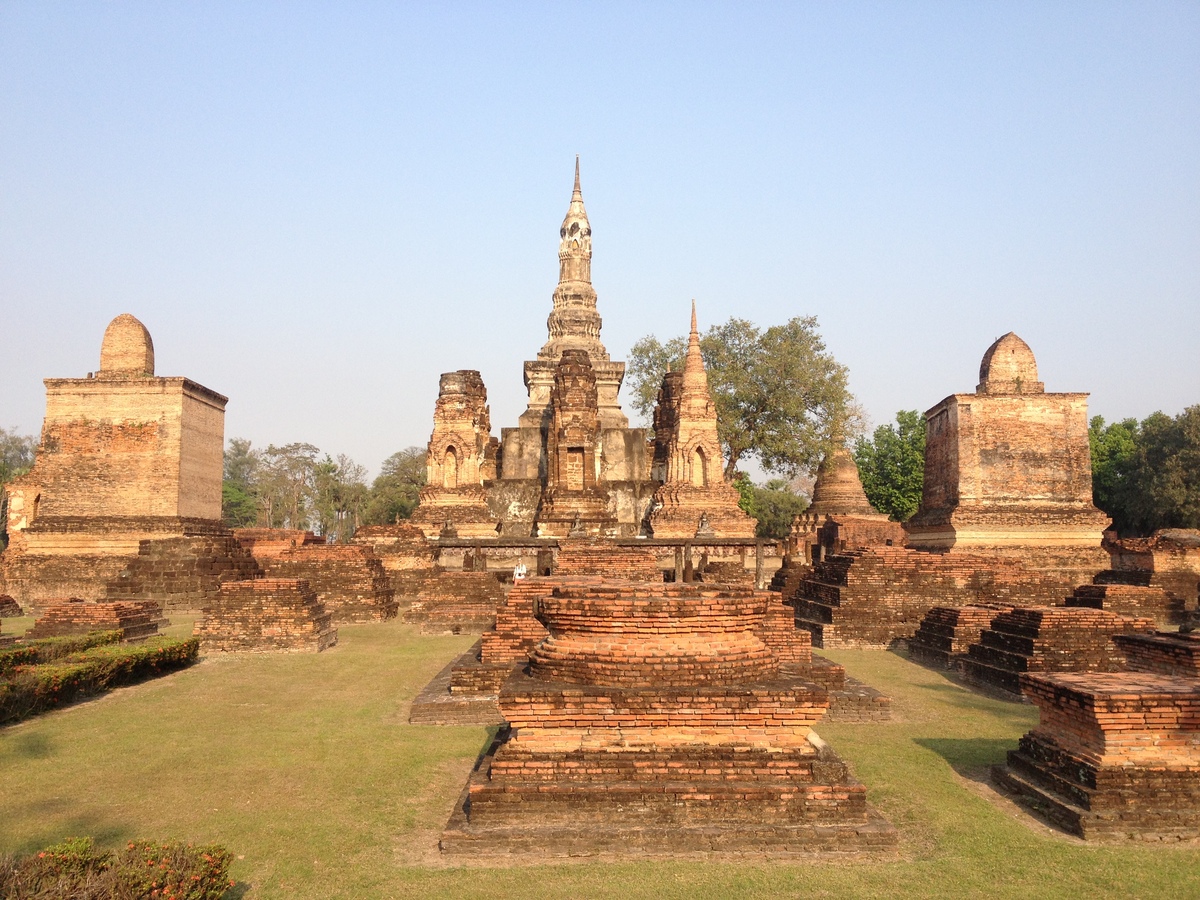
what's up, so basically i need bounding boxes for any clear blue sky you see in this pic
[2,3,1197,478]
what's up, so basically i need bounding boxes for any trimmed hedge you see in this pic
[0,836,235,900]
[0,637,199,724]
[0,631,124,675]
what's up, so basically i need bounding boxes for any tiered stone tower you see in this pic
[905,332,1110,583]
[493,160,654,536]
[517,157,628,432]
[534,350,618,537]
[1,314,245,609]
[648,303,754,538]
[410,370,499,538]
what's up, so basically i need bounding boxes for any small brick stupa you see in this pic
[410,370,500,539]
[648,303,755,539]
[441,579,895,856]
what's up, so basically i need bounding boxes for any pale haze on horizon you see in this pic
[2,4,1197,480]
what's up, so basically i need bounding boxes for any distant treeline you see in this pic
[221,439,426,541]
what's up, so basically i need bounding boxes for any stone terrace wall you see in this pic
[105,535,262,612]
[790,547,1067,649]
[195,578,336,652]
[242,543,397,624]
[1065,583,1185,627]
[962,607,1156,697]
[26,599,162,641]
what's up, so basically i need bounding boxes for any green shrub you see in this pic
[0,836,235,899]
[0,637,199,724]
[0,631,123,675]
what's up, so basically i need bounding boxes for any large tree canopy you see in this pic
[1091,407,1200,536]
[361,447,426,525]
[628,316,858,480]
[853,410,926,522]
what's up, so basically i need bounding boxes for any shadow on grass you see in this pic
[915,737,1015,778]
[0,730,53,759]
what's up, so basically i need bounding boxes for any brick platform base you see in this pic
[26,599,163,641]
[790,547,1074,650]
[908,605,1013,670]
[993,672,1200,841]
[1114,631,1200,678]
[194,578,337,652]
[0,595,23,617]
[105,535,263,611]
[962,607,1156,698]
[1065,583,1186,628]
[402,571,507,633]
[441,580,896,857]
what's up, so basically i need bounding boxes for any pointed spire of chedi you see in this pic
[683,298,707,387]
[539,157,609,363]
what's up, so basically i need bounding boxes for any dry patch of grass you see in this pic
[1,624,1197,899]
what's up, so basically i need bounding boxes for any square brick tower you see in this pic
[2,314,242,608]
[905,332,1110,583]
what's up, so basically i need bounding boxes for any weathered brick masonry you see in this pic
[232,531,397,624]
[194,578,337,652]
[441,579,896,856]
[104,534,262,612]
[26,599,163,641]
[790,547,1067,649]
[994,672,1200,840]
[962,607,1156,698]
[908,605,1014,670]
[0,314,248,611]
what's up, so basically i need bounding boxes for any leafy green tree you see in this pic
[362,447,426,525]
[258,442,320,530]
[312,453,368,542]
[733,473,809,539]
[0,426,37,485]
[222,437,262,527]
[1124,406,1200,535]
[1089,407,1200,536]
[628,316,858,480]
[1088,416,1139,532]
[853,410,926,521]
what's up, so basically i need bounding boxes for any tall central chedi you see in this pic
[517,157,628,432]
[496,160,653,536]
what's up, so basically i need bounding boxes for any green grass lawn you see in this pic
[1,621,1197,899]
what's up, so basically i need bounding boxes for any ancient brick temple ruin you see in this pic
[906,332,1110,584]
[0,314,251,611]
[647,303,755,539]
[786,334,1115,649]
[388,160,771,610]
[409,370,500,539]
[410,158,748,542]
[994,630,1200,841]
[441,574,896,856]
